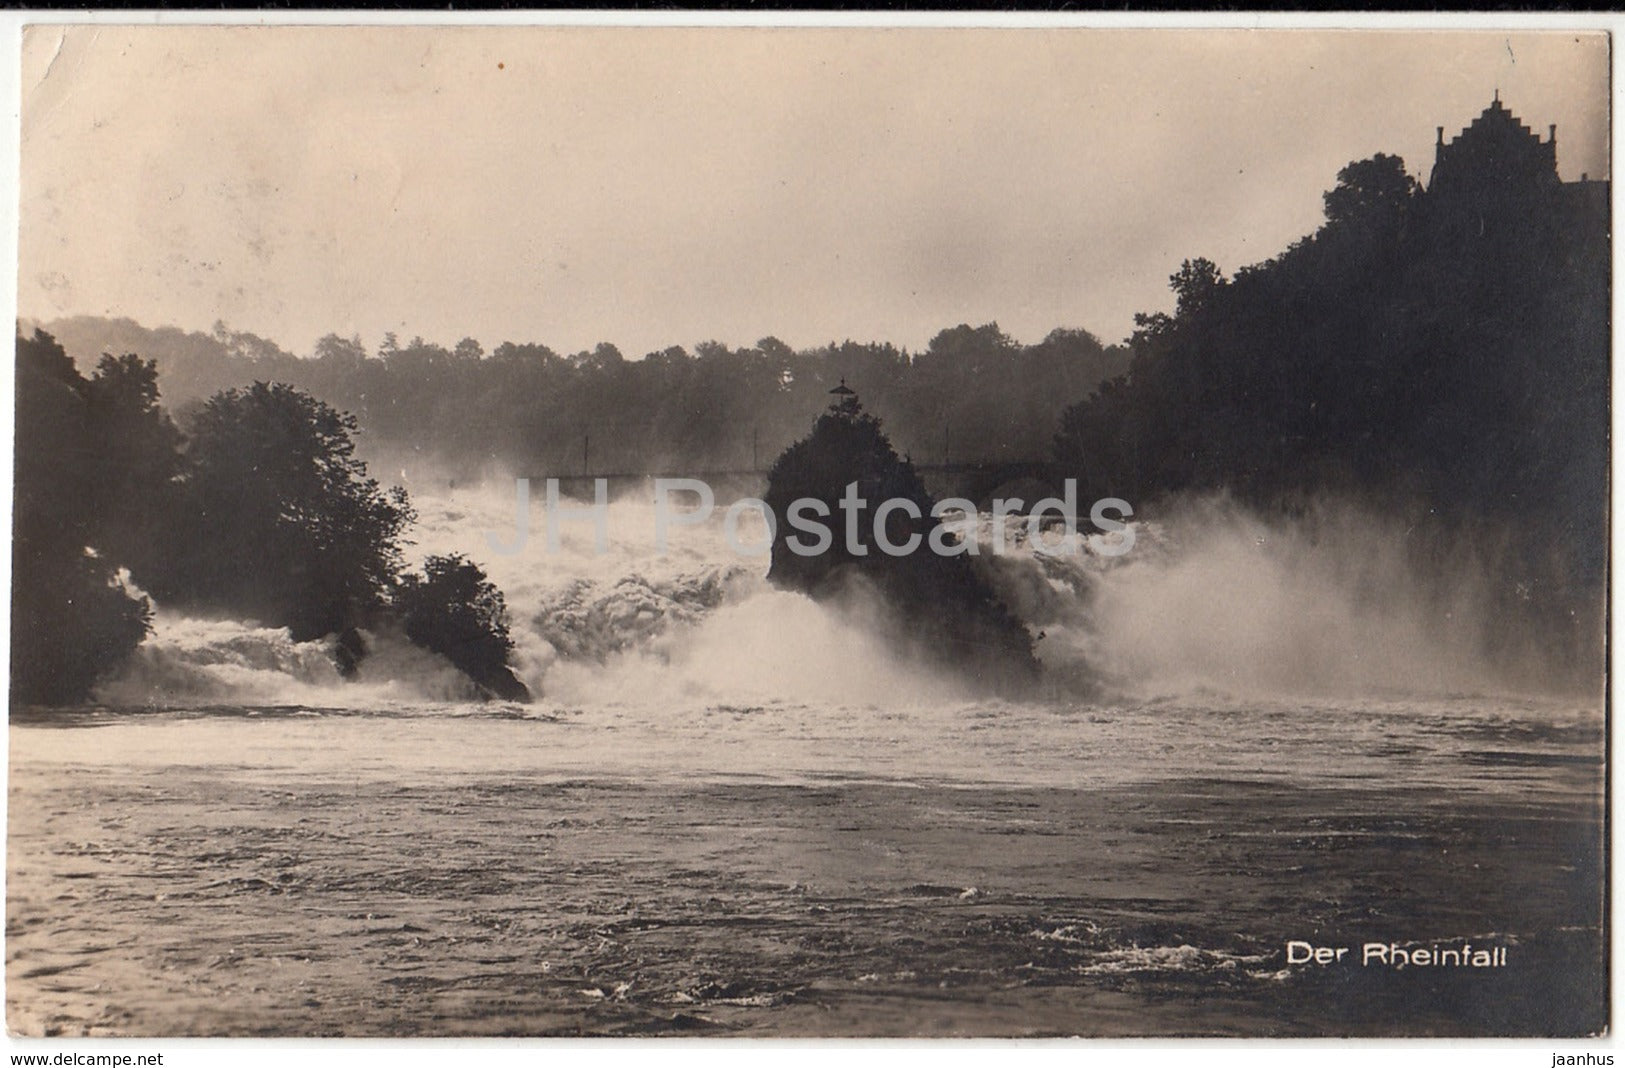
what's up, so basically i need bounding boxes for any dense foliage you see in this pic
[40,317,1129,478]
[12,331,165,704]
[1052,152,1608,672]
[11,342,535,706]
[764,394,1039,691]
[395,554,530,702]
[143,382,414,643]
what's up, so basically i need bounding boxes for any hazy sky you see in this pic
[19,26,1611,358]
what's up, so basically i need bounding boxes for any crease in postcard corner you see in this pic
[21,25,91,138]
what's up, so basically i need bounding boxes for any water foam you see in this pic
[94,481,1558,707]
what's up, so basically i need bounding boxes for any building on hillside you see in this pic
[1426,94,1608,247]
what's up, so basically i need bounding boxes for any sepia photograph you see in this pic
[5,19,1611,1043]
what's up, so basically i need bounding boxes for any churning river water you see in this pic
[6,484,1607,1036]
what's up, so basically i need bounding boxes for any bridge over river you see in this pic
[529,459,1060,505]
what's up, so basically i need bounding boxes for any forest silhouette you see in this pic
[12,332,529,705]
[39,318,1129,481]
[1053,142,1607,679]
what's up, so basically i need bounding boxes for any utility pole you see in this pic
[583,433,590,476]
[752,426,759,472]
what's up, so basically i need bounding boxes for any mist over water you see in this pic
[96,478,1576,709]
[1016,496,1509,700]
[48,477,1605,1039]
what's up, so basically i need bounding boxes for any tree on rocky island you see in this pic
[763,385,1038,692]
[394,554,531,703]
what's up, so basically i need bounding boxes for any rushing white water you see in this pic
[25,480,1604,1039]
[22,477,1599,1040]
[97,478,1559,711]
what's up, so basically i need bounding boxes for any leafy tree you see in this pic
[1169,257,1227,317]
[11,549,152,707]
[1322,153,1418,233]
[314,333,368,369]
[150,382,413,642]
[917,322,1016,381]
[757,336,795,364]
[394,554,530,702]
[11,330,153,705]
[12,331,543,703]
[84,353,183,575]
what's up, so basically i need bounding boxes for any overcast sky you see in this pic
[18,26,1611,358]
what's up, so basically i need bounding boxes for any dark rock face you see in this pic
[394,554,533,703]
[763,394,1039,693]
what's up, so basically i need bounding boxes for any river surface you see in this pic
[6,488,1608,1036]
[7,692,1604,1037]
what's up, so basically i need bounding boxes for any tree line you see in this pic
[20,145,1607,699]
[1053,152,1608,677]
[39,317,1130,479]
